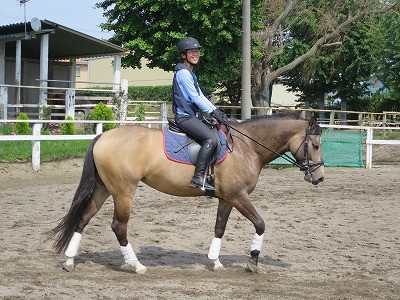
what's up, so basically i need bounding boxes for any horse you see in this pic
[48,111,325,274]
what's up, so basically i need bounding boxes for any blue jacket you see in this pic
[172,63,216,117]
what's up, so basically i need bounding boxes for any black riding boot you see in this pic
[189,139,216,191]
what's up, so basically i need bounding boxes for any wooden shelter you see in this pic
[0,19,128,119]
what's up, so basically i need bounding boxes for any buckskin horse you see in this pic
[48,111,324,274]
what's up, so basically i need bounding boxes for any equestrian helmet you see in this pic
[177,37,202,54]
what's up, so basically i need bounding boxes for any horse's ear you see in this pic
[309,115,317,129]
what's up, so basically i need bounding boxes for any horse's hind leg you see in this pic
[111,191,147,274]
[63,183,110,271]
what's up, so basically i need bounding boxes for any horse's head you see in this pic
[290,115,325,185]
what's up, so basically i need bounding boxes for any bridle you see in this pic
[223,122,324,176]
[293,126,325,175]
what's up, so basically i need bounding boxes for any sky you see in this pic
[0,0,114,40]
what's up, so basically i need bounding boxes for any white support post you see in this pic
[32,123,42,172]
[65,89,75,119]
[69,58,77,88]
[15,40,22,111]
[160,102,168,128]
[113,55,122,91]
[120,79,128,121]
[0,86,8,119]
[96,123,103,135]
[366,127,373,169]
[39,34,49,118]
[0,42,5,85]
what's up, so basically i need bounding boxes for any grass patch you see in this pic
[0,140,91,162]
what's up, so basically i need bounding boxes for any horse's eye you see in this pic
[312,143,319,150]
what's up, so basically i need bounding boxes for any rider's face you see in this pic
[184,48,200,65]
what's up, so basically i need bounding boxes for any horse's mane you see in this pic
[240,111,304,124]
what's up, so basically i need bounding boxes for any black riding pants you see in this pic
[174,115,218,149]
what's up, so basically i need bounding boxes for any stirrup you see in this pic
[189,175,215,191]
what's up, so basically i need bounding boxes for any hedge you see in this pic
[128,85,171,102]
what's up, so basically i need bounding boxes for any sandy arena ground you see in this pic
[0,159,399,299]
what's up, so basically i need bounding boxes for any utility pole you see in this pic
[19,0,30,39]
[241,0,252,120]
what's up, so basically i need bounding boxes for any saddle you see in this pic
[162,119,229,189]
[163,119,229,165]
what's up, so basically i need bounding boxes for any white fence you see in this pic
[0,120,399,171]
[0,119,167,171]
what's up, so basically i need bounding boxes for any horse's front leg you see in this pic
[230,193,265,273]
[208,200,233,271]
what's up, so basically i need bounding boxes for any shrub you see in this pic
[1,123,14,135]
[128,85,171,102]
[87,102,116,132]
[14,113,30,134]
[62,116,75,135]
[134,103,146,121]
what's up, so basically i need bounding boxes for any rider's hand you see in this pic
[211,109,228,125]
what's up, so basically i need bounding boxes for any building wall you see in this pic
[78,56,299,106]
[84,57,173,87]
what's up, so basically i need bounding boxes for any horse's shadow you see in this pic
[66,246,291,272]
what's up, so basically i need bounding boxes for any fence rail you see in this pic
[1,119,399,171]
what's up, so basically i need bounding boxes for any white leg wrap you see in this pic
[250,233,264,252]
[208,238,222,260]
[65,232,82,258]
[120,243,138,264]
[120,243,147,274]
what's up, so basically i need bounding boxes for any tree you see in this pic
[97,0,399,111]
[282,20,374,112]
[96,0,263,105]
[368,9,400,111]
[252,0,399,107]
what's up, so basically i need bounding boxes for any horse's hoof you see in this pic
[245,261,258,273]
[135,265,147,274]
[214,265,225,271]
[63,262,75,272]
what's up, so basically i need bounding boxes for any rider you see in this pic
[172,37,228,191]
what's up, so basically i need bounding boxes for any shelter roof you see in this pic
[0,19,128,60]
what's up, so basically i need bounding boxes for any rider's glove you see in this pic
[211,109,228,125]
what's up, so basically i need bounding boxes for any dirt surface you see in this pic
[0,159,399,300]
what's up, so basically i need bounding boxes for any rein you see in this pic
[223,122,324,175]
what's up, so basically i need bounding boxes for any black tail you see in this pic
[47,134,102,253]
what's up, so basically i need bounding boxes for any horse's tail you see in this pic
[47,134,103,253]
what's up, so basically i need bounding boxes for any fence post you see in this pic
[366,127,373,169]
[96,123,103,135]
[32,123,42,172]
[120,79,128,121]
[160,102,168,128]
[0,86,8,119]
[329,111,335,125]
[65,88,75,119]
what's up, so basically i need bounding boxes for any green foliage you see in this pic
[61,116,76,135]
[42,105,53,120]
[128,85,171,102]
[96,0,264,95]
[14,113,30,134]
[87,102,116,132]
[0,124,14,135]
[133,103,146,121]
[369,11,400,104]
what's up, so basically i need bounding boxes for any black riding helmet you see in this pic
[177,37,202,55]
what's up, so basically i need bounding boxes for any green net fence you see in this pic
[271,129,365,167]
